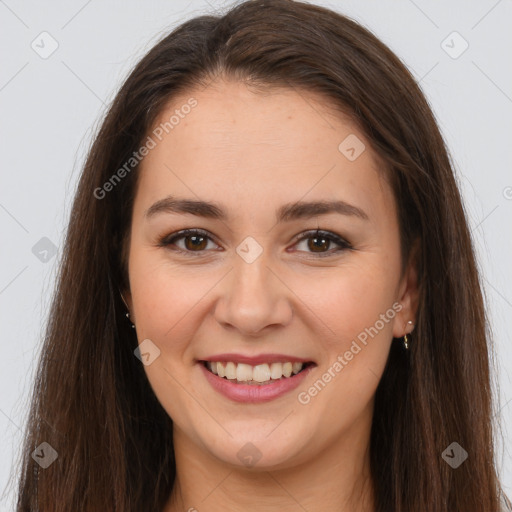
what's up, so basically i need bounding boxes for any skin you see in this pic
[124,77,419,512]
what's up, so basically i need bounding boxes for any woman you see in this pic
[15,0,510,510]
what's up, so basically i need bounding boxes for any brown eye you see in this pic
[307,235,331,253]
[183,234,208,251]
[292,230,351,257]
[159,229,219,254]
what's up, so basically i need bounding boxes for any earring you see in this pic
[120,292,135,329]
[403,320,414,350]
[125,311,135,329]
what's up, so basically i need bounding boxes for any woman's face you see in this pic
[125,78,417,470]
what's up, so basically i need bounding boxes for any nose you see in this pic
[214,254,293,336]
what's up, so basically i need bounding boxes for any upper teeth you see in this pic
[206,361,304,382]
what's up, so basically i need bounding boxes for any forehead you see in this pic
[135,79,394,223]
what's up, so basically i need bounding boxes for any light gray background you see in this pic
[1,0,511,509]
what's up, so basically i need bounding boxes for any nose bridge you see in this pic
[214,246,293,335]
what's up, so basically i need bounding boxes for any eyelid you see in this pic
[158,228,221,252]
[289,229,352,255]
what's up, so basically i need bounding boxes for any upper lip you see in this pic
[199,353,315,366]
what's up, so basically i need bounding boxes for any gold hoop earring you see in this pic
[403,320,414,350]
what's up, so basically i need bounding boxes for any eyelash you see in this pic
[157,228,352,258]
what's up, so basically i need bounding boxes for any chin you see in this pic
[202,430,311,471]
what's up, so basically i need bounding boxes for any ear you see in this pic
[392,238,420,338]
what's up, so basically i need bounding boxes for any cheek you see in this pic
[128,247,223,359]
[129,249,181,337]
[128,251,210,424]
[295,261,398,400]
[293,264,397,426]
[294,258,398,347]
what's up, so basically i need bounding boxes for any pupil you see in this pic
[186,235,206,250]
[309,236,328,252]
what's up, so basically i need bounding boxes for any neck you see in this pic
[163,404,376,512]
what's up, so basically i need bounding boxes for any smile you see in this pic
[203,360,313,385]
[199,359,316,403]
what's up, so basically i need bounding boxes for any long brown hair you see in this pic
[14,0,505,510]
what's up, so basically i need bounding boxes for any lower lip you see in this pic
[199,362,316,403]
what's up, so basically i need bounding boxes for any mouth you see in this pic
[200,360,316,386]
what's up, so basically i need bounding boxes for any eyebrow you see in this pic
[144,196,369,222]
